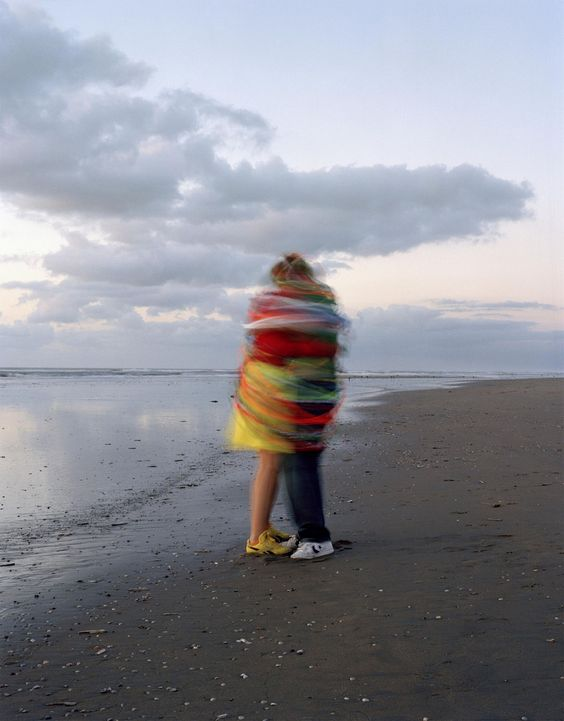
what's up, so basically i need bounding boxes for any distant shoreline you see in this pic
[1,365,562,378]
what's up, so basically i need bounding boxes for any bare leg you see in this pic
[249,451,280,543]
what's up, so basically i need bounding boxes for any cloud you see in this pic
[0,3,151,101]
[350,305,563,372]
[41,232,272,288]
[0,3,272,218]
[3,276,252,325]
[0,319,55,351]
[432,299,562,313]
[0,2,530,254]
[0,315,243,369]
[171,160,532,256]
[0,305,561,372]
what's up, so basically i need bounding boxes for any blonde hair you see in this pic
[270,252,315,285]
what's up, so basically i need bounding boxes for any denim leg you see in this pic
[282,451,330,542]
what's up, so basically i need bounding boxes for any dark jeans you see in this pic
[282,450,331,542]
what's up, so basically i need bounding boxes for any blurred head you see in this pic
[270,252,315,286]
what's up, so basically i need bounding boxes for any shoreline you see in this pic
[2,378,563,720]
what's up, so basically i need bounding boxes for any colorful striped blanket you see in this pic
[229,281,347,452]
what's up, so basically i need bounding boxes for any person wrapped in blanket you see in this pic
[229,252,347,559]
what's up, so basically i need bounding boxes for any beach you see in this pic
[1,378,563,720]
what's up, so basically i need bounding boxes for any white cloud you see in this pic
[0,3,272,219]
[41,233,272,288]
[3,275,251,325]
[173,160,532,255]
[350,305,563,372]
[0,314,242,368]
[0,2,530,249]
[431,299,562,313]
[0,319,55,351]
[0,3,151,101]
[0,305,561,372]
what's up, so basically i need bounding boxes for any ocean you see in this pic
[0,367,549,527]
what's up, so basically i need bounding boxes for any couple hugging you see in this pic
[228,252,347,560]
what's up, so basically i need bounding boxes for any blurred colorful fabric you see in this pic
[229,276,347,453]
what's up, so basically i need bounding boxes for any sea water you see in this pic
[0,367,545,529]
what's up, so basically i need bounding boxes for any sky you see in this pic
[0,0,562,371]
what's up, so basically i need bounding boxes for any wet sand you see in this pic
[2,379,563,721]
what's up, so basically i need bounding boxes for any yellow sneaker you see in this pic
[246,530,292,556]
[267,524,292,542]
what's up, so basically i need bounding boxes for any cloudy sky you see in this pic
[0,0,562,371]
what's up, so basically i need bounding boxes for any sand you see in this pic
[2,379,563,721]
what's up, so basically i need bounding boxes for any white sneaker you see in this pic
[291,540,334,560]
[280,534,299,551]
